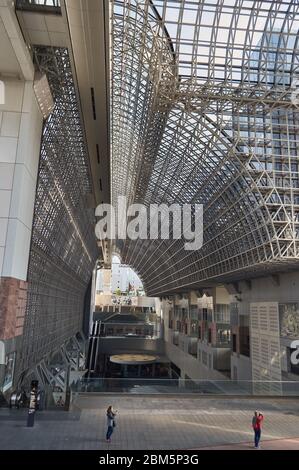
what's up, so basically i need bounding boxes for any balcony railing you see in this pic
[214,313,231,324]
[71,378,299,397]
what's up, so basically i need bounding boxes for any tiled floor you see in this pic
[196,437,299,450]
[0,395,299,450]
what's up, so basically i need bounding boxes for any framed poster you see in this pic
[279,303,299,339]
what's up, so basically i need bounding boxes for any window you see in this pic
[239,327,250,357]
[233,334,237,353]
[198,349,201,363]
[215,304,230,323]
[190,321,198,335]
[190,306,198,319]
[217,328,231,345]
[202,351,208,366]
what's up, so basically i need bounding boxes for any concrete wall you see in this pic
[236,272,299,307]
[95,293,156,309]
[95,293,113,307]
[131,296,156,308]
[198,295,213,309]
[189,291,198,305]
[0,80,43,281]
[229,272,299,386]
[212,286,230,304]
[198,340,230,372]
[0,79,43,352]
[231,353,252,381]
[165,341,229,380]
[158,298,172,343]
[0,3,44,392]
[160,296,230,381]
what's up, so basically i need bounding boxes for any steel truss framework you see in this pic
[17,332,86,393]
[18,47,98,380]
[111,0,299,296]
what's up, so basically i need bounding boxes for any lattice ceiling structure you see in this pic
[111,0,299,296]
[18,47,99,379]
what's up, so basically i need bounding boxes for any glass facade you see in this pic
[111,0,299,297]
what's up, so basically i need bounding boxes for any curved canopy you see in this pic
[111,0,299,296]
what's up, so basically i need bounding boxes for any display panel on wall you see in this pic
[2,352,16,393]
[279,303,299,339]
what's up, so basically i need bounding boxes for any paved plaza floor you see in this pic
[0,395,299,450]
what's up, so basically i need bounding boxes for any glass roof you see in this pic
[111,0,299,295]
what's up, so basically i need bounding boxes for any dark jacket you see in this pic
[107,411,116,427]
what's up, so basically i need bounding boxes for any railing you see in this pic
[214,313,231,324]
[91,318,163,339]
[71,378,299,397]
[16,0,61,12]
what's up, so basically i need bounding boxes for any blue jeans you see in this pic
[254,429,261,447]
[106,426,113,440]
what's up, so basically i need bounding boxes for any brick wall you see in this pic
[0,278,27,340]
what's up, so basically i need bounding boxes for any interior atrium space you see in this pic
[1,0,299,455]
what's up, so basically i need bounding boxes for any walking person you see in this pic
[106,405,117,443]
[252,410,264,449]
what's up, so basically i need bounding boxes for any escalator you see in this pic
[87,321,102,375]
[0,392,8,408]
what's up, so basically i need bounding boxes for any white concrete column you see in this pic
[0,79,43,281]
[89,267,97,335]
[102,269,112,293]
